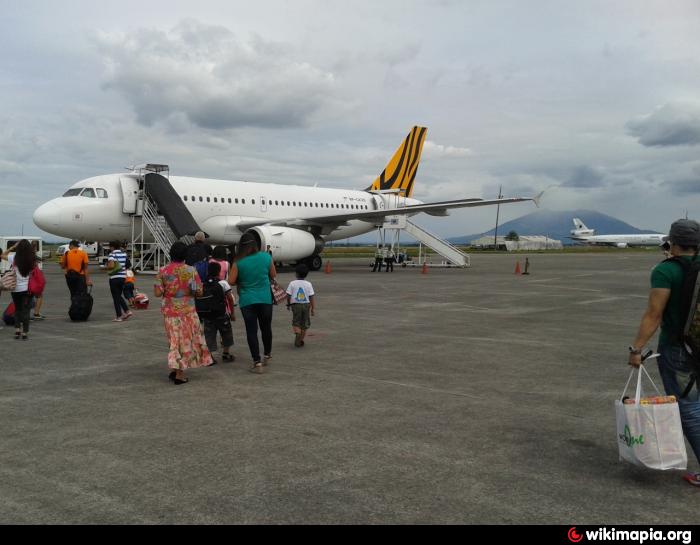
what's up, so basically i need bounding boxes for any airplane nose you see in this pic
[33,200,61,232]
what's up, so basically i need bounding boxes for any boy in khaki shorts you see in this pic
[286,263,316,347]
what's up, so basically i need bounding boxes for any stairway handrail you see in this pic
[405,220,468,256]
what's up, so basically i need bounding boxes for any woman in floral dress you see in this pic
[154,241,213,384]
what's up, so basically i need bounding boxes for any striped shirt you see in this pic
[108,250,128,279]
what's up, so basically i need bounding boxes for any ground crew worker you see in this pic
[372,246,384,272]
[385,248,396,272]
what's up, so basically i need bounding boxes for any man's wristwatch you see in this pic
[628,346,642,355]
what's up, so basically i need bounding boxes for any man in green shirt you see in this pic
[629,219,700,487]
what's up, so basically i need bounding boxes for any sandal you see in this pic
[222,353,235,362]
[250,362,265,374]
[173,377,189,385]
[168,371,176,382]
[14,331,21,339]
[263,354,272,366]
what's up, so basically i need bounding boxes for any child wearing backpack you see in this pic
[286,263,316,347]
[196,261,235,364]
[124,268,137,308]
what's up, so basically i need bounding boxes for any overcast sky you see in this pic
[2,0,700,240]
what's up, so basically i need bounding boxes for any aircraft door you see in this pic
[120,176,140,214]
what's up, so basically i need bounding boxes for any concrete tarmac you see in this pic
[1,253,697,524]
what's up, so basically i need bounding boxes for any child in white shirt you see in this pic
[286,263,316,347]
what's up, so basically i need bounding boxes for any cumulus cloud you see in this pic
[423,140,472,159]
[94,20,338,130]
[626,103,700,147]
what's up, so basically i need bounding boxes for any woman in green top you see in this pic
[228,233,277,373]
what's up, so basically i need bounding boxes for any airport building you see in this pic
[470,235,563,251]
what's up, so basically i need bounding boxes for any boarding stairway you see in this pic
[129,166,200,272]
[403,219,470,267]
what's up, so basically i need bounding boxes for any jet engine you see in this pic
[244,226,325,268]
[616,242,628,248]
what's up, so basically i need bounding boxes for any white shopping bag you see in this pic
[615,364,687,470]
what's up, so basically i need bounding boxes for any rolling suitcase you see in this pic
[69,287,93,322]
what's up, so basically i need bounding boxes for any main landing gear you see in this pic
[302,255,323,271]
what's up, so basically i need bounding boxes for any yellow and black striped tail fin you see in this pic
[366,126,427,197]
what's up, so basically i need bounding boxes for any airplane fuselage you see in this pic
[33,173,421,244]
[570,233,665,247]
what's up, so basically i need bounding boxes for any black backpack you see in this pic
[666,256,700,396]
[195,277,226,317]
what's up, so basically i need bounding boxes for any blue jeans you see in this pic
[657,344,700,464]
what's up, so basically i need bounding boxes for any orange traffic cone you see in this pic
[421,262,428,274]
[324,261,332,274]
[514,261,522,275]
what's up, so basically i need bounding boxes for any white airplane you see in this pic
[569,218,665,248]
[34,126,540,269]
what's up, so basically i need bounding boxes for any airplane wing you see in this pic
[234,194,540,232]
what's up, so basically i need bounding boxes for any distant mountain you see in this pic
[447,209,662,245]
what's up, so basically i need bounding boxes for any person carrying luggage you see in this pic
[628,219,700,487]
[60,240,92,297]
[228,232,277,374]
[1,240,40,340]
[107,241,132,322]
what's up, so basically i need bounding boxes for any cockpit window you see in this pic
[63,188,82,197]
[80,188,96,198]
[96,188,108,198]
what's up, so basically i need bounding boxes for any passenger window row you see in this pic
[184,196,249,205]
[182,195,369,210]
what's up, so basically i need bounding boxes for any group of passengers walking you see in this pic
[154,231,316,384]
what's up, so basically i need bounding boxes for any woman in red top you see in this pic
[154,242,213,384]
[1,240,37,340]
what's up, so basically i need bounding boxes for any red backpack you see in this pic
[28,266,46,296]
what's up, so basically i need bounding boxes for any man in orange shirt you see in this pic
[60,240,93,297]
